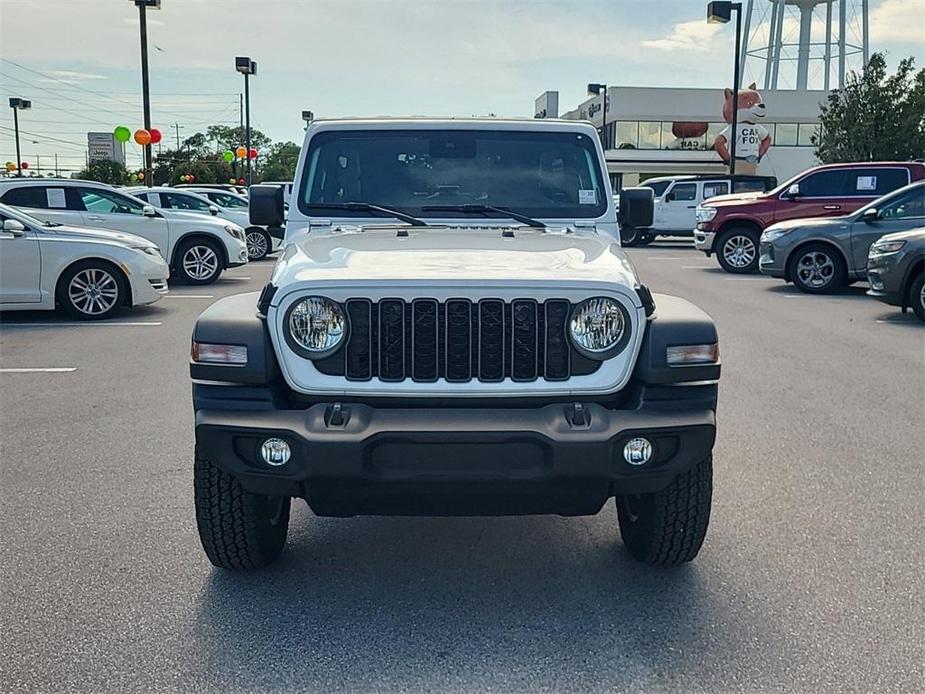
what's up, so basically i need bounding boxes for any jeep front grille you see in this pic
[312,298,601,383]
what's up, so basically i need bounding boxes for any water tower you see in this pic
[739,0,870,91]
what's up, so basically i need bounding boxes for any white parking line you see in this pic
[223,276,252,281]
[724,276,769,281]
[162,295,214,299]
[645,257,684,260]
[0,367,77,373]
[0,321,162,328]
[681,265,712,269]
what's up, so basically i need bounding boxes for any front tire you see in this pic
[194,451,291,570]
[908,272,924,322]
[789,243,846,294]
[716,227,759,273]
[621,226,640,247]
[616,455,712,566]
[176,238,223,285]
[245,227,271,261]
[58,261,125,320]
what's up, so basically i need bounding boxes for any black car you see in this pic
[867,227,925,322]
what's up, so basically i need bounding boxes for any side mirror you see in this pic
[249,184,286,227]
[209,204,220,216]
[619,186,655,231]
[786,183,801,198]
[861,207,880,223]
[3,219,26,236]
[664,191,676,202]
[142,204,157,217]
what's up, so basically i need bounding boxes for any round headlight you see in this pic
[287,297,346,356]
[569,297,626,357]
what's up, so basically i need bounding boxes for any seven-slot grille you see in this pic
[312,298,602,383]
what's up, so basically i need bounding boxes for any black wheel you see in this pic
[194,450,291,570]
[621,226,640,247]
[58,260,125,320]
[908,272,924,322]
[245,227,271,261]
[789,243,846,294]
[176,238,223,285]
[716,227,759,273]
[616,455,712,566]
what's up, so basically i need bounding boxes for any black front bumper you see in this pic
[195,398,715,517]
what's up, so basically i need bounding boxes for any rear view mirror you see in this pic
[249,184,286,227]
[861,207,880,223]
[786,183,801,198]
[619,187,655,230]
[3,219,26,236]
[209,205,220,216]
[142,204,157,217]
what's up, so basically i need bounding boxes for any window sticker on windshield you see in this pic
[856,176,877,191]
[578,189,597,205]
[46,188,66,208]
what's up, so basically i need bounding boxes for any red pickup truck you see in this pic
[693,161,925,273]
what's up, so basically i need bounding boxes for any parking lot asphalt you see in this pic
[1,243,923,693]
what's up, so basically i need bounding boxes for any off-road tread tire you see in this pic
[908,272,924,322]
[194,449,290,570]
[617,455,712,566]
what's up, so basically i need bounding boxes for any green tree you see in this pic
[258,141,300,182]
[76,159,130,185]
[816,52,925,163]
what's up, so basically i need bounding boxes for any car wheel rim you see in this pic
[723,235,755,268]
[796,251,834,288]
[182,246,219,280]
[919,282,925,311]
[246,231,268,259]
[68,268,119,315]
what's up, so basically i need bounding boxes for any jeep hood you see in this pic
[272,225,639,289]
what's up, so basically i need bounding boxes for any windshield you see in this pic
[299,129,608,219]
[209,192,249,208]
[641,180,671,197]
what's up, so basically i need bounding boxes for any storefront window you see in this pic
[638,121,661,149]
[798,123,819,147]
[616,121,639,149]
[775,123,798,146]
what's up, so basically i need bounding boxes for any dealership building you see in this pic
[535,86,825,189]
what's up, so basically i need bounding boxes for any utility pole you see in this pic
[55,153,59,177]
[175,122,181,150]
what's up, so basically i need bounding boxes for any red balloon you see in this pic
[20,161,28,170]
[248,147,258,159]
[238,178,246,185]
[149,128,162,144]
[188,175,195,182]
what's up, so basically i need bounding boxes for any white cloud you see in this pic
[41,70,108,84]
[642,20,724,52]
[870,0,925,43]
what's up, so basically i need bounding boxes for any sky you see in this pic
[1,0,923,173]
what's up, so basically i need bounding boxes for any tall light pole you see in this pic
[235,56,257,187]
[8,98,31,177]
[130,0,160,186]
[586,83,608,150]
[707,1,743,175]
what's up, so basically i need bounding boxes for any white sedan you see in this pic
[0,202,169,320]
[126,186,279,261]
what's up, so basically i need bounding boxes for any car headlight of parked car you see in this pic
[569,297,628,358]
[761,226,795,242]
[137,245,162,257]
[224,224,246,241]
[869,239,906,256]
[695,206,717,223]
[285,296,347,357]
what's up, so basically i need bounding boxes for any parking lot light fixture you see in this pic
[707,1,743,175]
[235,57,257,187]
[586,83,608,149]
[129,0,160,186]
[8,98,32,177]
[302,110,314,130]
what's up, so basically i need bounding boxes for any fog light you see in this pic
[260,438,291,466]
[623,437,653,466]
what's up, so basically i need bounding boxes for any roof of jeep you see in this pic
[306,117,597,131]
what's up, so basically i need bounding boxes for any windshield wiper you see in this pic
[421,204,546,229]
[306,202,427,227]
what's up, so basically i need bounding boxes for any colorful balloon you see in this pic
[114,126,131,142]
[137,172,145,181]
[235,146,246,159]
[5,162,16,172]
[222,150,234,162]
[238,178,246,185]
[150,128,163,144]
[20,162,28,170]
[248,147,258,159]
[229,178,237,184]
[134,129,152,146]
[188,175,195,183]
